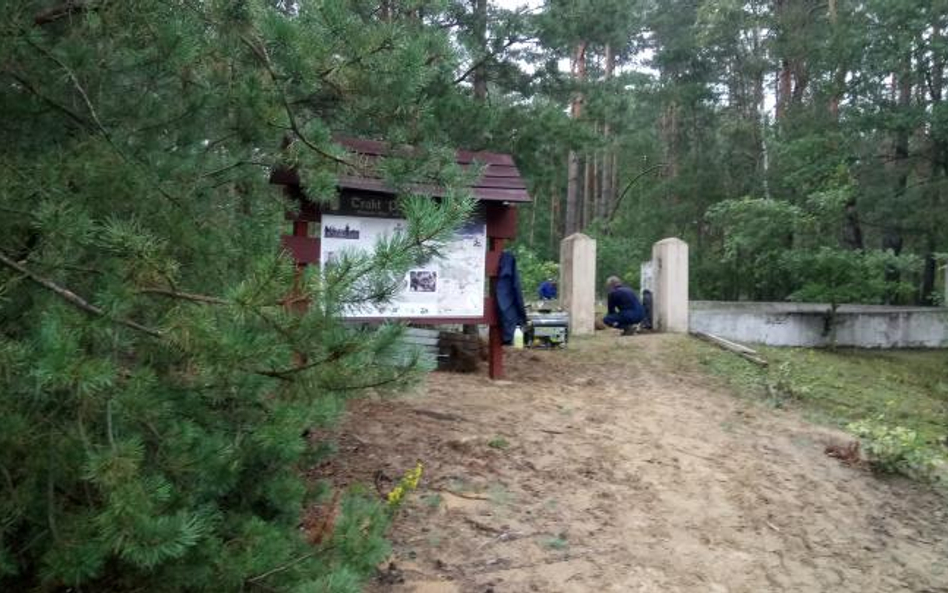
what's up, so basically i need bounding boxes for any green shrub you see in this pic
[848,418,947,483]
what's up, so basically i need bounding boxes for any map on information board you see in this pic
[320,206,486,318]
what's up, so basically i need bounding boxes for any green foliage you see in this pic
[784,248,921,308]
[511,245,559,299]
[0,1,474,590]
[542,534,569,550]
[487,436,510,450]
[848,419,947,483]
[689,337,948,485]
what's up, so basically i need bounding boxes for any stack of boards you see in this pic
[402,327,484,373]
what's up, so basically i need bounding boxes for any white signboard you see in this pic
[320,212,486,318]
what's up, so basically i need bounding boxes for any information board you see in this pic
[319,196,486,318]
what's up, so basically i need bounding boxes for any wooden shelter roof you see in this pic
[270,136,531,203]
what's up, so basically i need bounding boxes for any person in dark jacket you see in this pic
[602,275,645,334]
[496,251,527,344]
[538,278,557,300]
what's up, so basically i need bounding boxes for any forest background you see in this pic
[2,0,947,591]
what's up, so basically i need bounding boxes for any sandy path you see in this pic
[321,333,948,592]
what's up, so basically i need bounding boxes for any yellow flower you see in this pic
[387,462,424,508]
[387,485,404,505]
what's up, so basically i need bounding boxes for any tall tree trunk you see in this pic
[921,238,938,304]
[776,60,792,120]
[472,0,488,101]
[827,0,846,119]
[550,188,559,253]
[884,53,913,299]
[921,20,945,303]
[583,156,594,229]
[600,43,616,220]
[529,190,538,248]
[660,100,680,195]
[564,41,588,236]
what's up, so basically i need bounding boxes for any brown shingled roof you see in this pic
[271,136,531,203]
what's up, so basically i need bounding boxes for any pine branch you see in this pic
[322,364,416,392]
[23,38,186,208]
[2,69,91,130]
[236,33,355,169]
[25,38,112,144]
[0,252,163,338]
[453,36,526,85]
[34,0,91,26]
[137,287,229,305]
[607,163,669,223]
[246,552,316,585]
[255,345,357,380]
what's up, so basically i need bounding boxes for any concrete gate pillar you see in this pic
[560,233,597,336]
[651,238,689,333]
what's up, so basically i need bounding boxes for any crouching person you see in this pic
[602,276,645,335]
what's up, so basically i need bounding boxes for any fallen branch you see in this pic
[410,408,466,422]
[0,252,162,338]
[435,488,490,501]
[691,331,768,367]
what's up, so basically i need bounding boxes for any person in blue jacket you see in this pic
[602,275,645,334]
[495,251,527,345]
[538,278,557,300]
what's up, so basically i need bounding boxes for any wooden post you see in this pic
[488,237,505,380]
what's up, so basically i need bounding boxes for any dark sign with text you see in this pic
[326,193,401,218]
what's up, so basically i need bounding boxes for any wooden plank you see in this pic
[405,327,440,337]
[474,177,528,189]
[347,316,487,324]
[335,136,516,167]
[472,187,531,202]
[455,150,515,166]
[691,331,768,367]
[337,175,530,203]
[403,337,440,347]
[477,164,523,178]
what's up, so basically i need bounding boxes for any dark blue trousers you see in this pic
[603,310,644,329]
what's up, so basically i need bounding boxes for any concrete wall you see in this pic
[690,301,948,348]
[560,233,597,335]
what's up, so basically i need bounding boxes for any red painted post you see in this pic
[288,220,310,315]
[488,237,505,380]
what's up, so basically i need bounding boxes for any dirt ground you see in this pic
[315,333,948,593]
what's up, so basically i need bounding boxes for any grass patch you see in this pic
[488,436,510,450]
[542,534,569,551]
[682,338,948,482]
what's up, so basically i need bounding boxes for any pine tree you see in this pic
[1,1,472,590]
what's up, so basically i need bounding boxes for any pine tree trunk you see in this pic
[777,61,792,120]
[564,41,587,236]
[600,43,615,220]
[660,100,680,199]
[583,156,594,229]
[592,149,600,221]
[566,151,581,235]
[529,190,538,248]
[472,0,488,101]
[921,21,945,303]
[550,188,559,253]
[884,53,913,299]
